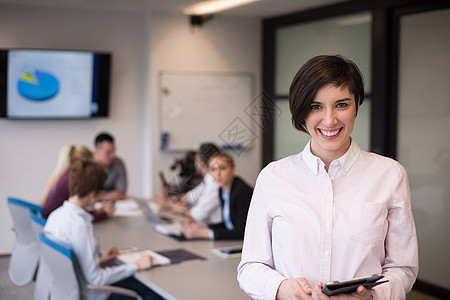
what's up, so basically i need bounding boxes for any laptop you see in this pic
[134,198,191,224]
[133,198,191,240]
[133,198,164,224]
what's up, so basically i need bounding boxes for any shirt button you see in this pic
[324,251,329,256]
[326,222,331,227]
[330,176,335,181]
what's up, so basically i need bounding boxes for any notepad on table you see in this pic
[154,222,184,237]
[95,199,144,217]
[113,199,143,217]
[117,249,171,266]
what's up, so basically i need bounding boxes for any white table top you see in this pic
[94,214,251,300]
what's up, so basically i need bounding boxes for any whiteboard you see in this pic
[159,72,256,152]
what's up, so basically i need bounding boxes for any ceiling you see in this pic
[0,0,347,18]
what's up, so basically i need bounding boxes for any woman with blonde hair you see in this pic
[41,144,114,220]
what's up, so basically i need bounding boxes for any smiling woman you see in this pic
[305,84,358,169]
[237,55,418,300]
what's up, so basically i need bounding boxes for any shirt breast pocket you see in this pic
[349,202,387,244]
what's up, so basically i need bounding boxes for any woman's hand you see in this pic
[99,191,126,201]
[100,201,115,217]
[135,254,153,270]
[276,278,313,300]
[312,283,373,300]
[153,194,171,209]
[182,222,211,239]
[99,245,120,264]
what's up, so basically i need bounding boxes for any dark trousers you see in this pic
[108,276,163,300]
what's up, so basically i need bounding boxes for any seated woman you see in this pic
[41,144,113,221]
[44,160,162,300]
[154,142,222,225]
[182,151,253,240]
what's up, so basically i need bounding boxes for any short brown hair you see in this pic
[209,151,235,169]
[69,160,107,198]
[289,55,365,133]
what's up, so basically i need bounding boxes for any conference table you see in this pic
[94,201,251,300]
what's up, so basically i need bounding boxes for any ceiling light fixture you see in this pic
[183,0,260,16]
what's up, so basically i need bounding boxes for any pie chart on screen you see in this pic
[17,70,60,101]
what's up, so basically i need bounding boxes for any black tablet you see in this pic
[322,273,388,296]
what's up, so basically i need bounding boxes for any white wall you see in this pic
[149,14,262,194]
[0,4,152,254]
[0,5,262,254]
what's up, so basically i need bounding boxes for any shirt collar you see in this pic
[302,139,361,175]
[302,141,322,175]
[63,201,94,223]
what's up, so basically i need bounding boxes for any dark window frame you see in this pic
[261,1,450,298]
[261,0,449,166]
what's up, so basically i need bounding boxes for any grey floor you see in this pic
[0,255,442,300]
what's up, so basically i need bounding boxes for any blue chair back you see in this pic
[39,233,80,300]
[7,197,43,286]
[30,210,51,300]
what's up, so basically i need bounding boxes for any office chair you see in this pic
[39,233,143,300]
[29,210,51,300]
[7,197,43,286]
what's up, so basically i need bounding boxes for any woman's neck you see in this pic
[222,178,234,193]
[68,195,88,210]
[311,139,352,172]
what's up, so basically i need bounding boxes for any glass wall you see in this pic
[274,12,372,159]
[397,8,450,288]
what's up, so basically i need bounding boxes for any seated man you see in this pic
[44,160,162,300]
[94,132,127,201]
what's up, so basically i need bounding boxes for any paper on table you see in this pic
[154,222,184,236]
[113,199,144,217]
[94,199,143,217]
[117,250,171,266]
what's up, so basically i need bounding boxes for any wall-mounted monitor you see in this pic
[0,49,111,119]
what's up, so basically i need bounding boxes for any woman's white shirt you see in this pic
[237,140,418,300]
[187,172,222,224]
[44,201,137,300]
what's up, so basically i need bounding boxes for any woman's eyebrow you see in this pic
[311,98,352,104]
[336,98,352,102]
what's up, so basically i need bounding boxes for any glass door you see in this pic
[397,8,450,289]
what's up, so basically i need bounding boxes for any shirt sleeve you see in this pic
[237,171,286,300]
[113,158,127,193]
[190,180,220,224]
[372,163,419,300]
[72,220,137,286]
[186,182,204,205]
